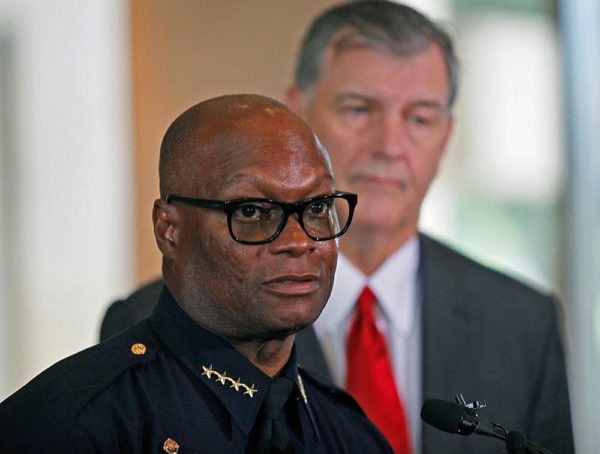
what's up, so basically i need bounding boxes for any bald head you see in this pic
[159,94,331,198]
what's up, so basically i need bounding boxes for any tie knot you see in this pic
[263,378,294,419]
[357,286,377,314]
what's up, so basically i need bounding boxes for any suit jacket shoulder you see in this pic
[419,233,560,318]
[418,233,573,453]
[100,279,163,340]
[295,326,334,383]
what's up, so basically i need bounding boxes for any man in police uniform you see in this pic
[0,95,392,453]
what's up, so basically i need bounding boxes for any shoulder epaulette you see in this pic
[4,320,159,414]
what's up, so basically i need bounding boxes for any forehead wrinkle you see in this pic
[214,169,335,201]
[216,172,262,195]
[204,131,333,194]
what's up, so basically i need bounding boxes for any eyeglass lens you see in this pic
[230,196,351,242]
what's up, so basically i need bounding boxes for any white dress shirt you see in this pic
[314,235,422,452]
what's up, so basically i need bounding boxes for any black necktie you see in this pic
[254,377,294,454]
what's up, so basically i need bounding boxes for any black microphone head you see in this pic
[421,398,466,434]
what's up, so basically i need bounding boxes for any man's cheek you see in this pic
[221,250,258,289]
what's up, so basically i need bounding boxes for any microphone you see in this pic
[420,398,506,441]
[420,398,555,454]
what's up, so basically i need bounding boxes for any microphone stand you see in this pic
[505,429,554,454]
[454,395,554,454]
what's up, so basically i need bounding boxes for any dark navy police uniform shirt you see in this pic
[0,288,392,453]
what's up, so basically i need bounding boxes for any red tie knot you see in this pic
[357,286,377,314]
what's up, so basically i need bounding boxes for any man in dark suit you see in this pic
[101,2,574,453]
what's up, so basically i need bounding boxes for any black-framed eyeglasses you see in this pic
[165,192,357,245]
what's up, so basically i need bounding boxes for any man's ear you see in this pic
[153,198,179,259]
[284,86,307,116]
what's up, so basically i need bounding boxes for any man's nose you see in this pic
[268,213,314,256]
[372,113,408,160]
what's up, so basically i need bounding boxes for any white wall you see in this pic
[0,0,133,399]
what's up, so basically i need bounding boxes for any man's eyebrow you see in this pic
[332,92,375,104]
[331,92,447,111]
[408,100,446,110]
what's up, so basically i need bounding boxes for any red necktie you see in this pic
[346,286,411,454]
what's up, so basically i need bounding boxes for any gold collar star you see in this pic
[201,364,216,379]
[243,384,257,398]
[201,364,258,398]
[216,371,229,385]
[230,377,242,391]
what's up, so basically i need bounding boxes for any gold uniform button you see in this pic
[130,343,147,355]
[163,437,179,453]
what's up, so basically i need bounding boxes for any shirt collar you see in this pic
[316,235,420,336]
[148,287,305,436]
[371,235,420,335]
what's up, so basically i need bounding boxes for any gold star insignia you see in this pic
[201,364,258,398]
[201,364,215,379]
[216,371,229,385]
[243,384,257,398]
[230,377,242,391]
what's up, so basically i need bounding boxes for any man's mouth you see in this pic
[262,274,319,296]
[351,172,409,190]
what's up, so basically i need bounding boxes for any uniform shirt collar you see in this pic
[148,287,304,436]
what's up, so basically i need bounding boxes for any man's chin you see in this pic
[275,316,317,336]
[267,309,322,338]
[245,325,304,344]
[352,205,415,232]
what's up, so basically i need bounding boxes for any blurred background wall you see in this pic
[0,0,598,451]
[0,0,134,401]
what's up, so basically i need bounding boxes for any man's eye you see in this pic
[234,204,266,221]
[344,105,369,115]
[233,203,280,224]
[408,111,442,127]
[240,205,259,218]
[409,115,430,125]
[307,200,330,216]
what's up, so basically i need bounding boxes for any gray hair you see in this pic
[294,0,460,108]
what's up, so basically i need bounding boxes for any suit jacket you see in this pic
[100,234,574,453]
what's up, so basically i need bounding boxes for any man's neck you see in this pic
[228,335,295,378]
[340,226,417,276]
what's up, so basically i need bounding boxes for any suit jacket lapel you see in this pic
[419,235,475,444]
[420,233,474,387]
[295,326,334,384]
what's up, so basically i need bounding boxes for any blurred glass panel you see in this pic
[422,0,563,293]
